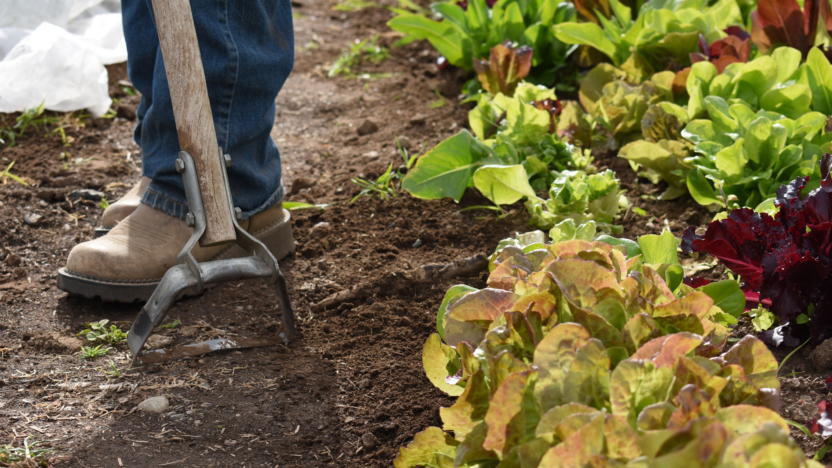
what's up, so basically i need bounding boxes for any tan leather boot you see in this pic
[58,203,293,302]
[97,177,151,232]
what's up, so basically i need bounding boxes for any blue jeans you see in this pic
[121,0,294,220]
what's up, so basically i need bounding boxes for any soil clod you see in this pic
[137,395,170,414]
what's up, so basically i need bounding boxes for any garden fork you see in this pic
[126,0,298,364]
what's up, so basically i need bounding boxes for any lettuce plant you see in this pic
[622,47,832,206]
[684,46,832,119]
[473,42,532,96]
[397,239,818,467]
[388,0,575,80]
[560,65,677,152]
[683,158,832,341]
[403,83,590,204]
[553,0,742,78]
[682,97,830,209]
[525,169,627,235]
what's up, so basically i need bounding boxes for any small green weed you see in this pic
[351,144,416,202]
[77,319,128,345]
[99,360,123,378]
[0,103,58,148]
[80,344,111,360]
[428,90,446,109]
[328,36,389,78]
[0,438,52,466]
[0,161,28,186]
[120,84,138,97]
[97,198,110,210]
[160,319,181,329]
[283,201,330,211]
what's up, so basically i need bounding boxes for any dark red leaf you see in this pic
[751,0,820,56]
[684,160,832,339]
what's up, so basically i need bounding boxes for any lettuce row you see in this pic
[396,239,818,467]
[387,0,575,79]
[552,0,742,78]
[402,82,627,235]
[619,47,832,209]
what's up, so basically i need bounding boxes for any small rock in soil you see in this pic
[68,189,106,202]
[23,213,43,226]
[357,119,379,136]
[146,335,173,349]
[361,432,378,449]
[810,338,832,370]
[137,395,169,414]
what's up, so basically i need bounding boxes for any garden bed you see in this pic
[2,0,832,466]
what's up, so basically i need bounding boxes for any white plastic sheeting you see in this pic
[0,0,126,116]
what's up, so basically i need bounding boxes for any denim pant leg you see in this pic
[121,0,294,220]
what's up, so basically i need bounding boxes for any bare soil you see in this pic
[1,0,829,466]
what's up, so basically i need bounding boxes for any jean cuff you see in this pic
[141,186,189,220]
[140,182,285,221]
[239,182,285,220]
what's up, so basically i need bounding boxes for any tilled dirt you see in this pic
[2,0,831,466]
[0,1,523,466]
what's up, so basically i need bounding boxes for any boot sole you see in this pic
[57,209,294,303]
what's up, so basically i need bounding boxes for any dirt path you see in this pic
[0,1,527,466]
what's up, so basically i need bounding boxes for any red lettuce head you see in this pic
[684,156,832,339]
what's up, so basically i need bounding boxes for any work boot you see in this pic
[57,203,294,302]
[95,177,151,236]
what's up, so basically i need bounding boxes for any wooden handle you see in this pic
[150,0,236,245]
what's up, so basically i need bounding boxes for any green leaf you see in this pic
[537,413,606,467]
[686,169,722,207]
[483,371,539,457]
[423,333,464,396]
[803,47,832,115]
[686,61,717,119]
[553,22,617,61]
[472,164,537,205]
[597,235,641,258]
[394,426,457,468]
[534,323,592,410]
[578,63,626,112]
[720,335,779,391]
[714,139,746,178]
[402,130,493,202]
[282,201,329,210]
[637,230,679,267]
[714,405,789,434]
[750,307,776,331]
[437,285,478,340]
[698,280,745,318]
[610,359,674,425]
[760,83,812,119]
[387,14,467,66]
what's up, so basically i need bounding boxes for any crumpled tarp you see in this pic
[0,0,126,116]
